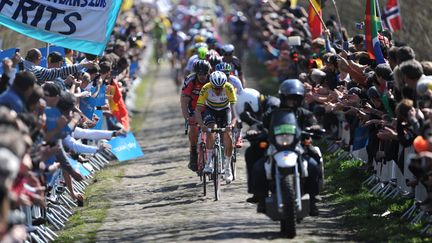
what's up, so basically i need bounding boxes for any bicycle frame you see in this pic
[208,128,226,200]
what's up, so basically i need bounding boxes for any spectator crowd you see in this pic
[233,0,432,214]
[0,2,156,242]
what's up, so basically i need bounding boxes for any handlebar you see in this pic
[302,127,326,139]
[205,128,226,133]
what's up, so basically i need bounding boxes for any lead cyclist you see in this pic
[195,71,237,184]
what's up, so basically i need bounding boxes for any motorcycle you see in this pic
[246,108,325,238]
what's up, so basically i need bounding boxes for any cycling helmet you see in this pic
[188,28,199,37]
[206,36,217,45]
[194,35,205,43]
[193,60,211,74]
[222,44,235,55]
[209,71,227,88]
[235,88,260,115]
[208,49,220,57]
[215,62,232,75]
[208,55,222,68]
[194,42,208,50]
[279,79,305,108]
[172,23,181,31]
[197,47,209,60]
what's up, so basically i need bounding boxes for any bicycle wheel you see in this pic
[213,146,220,201]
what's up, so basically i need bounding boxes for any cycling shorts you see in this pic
[203,107,231,128]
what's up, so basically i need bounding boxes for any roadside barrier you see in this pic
[22,148,117,243]
[323,116,432,236]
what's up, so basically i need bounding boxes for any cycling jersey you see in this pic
[197,82,236,110]
[182,74,206,110]
[228,75,243,95]
[223,56,242,76]
[185,54,199,73]
[167,32,186,55]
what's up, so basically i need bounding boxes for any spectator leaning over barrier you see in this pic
[0,57,19,94]
[0,71,36,114]
[19,48,96,84]
[399,59,424,104]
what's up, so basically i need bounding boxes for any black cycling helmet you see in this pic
[279,79,305,108]
[193,59,211,74]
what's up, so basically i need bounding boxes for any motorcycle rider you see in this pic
[251,79,323,216]
[235,88,280,201]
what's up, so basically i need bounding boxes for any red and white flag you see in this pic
[381,0,402,32]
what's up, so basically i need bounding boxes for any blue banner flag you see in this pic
[108,132,144,162]
[68,157,91,177]
[0,1,123,55]
[38,46,66,68]
[92,110,104,130]
[45,106,72,138]
[93,84,106,106]
[352,127,369,151]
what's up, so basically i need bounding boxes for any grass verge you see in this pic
[56,47,155,243]
[130,60,157,131]
[323,150,430,242]
[56,163,125,243]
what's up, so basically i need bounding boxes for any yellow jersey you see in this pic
[197,82,236,110]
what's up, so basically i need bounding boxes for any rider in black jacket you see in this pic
[251,79,322,216]
[237,88,280,201]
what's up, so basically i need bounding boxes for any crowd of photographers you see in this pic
[0,3,155,241]
[235,0,432,210]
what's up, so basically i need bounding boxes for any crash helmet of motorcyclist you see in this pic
[215,62,232,76]
[193,60,212,82]
[279,79,305,109]
[235,88,261,116]
[208,55,222,69]
[197,46,209,60]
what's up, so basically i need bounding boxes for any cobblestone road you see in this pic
[96,64,354,242]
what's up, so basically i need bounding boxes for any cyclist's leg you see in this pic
[221,108,234,183]
[202,108,216,173]
[188,111,199,171]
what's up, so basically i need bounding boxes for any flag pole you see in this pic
[46,43,50,68]
[307,0,330,36]
[331,0,343,36]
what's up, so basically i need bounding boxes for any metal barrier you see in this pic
[324,115,432,236]
[22,148,116,243]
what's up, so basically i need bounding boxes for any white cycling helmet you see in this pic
[209,71,227,88]
[235,88,260,115]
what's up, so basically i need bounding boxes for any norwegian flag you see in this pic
[381,0,402,32]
